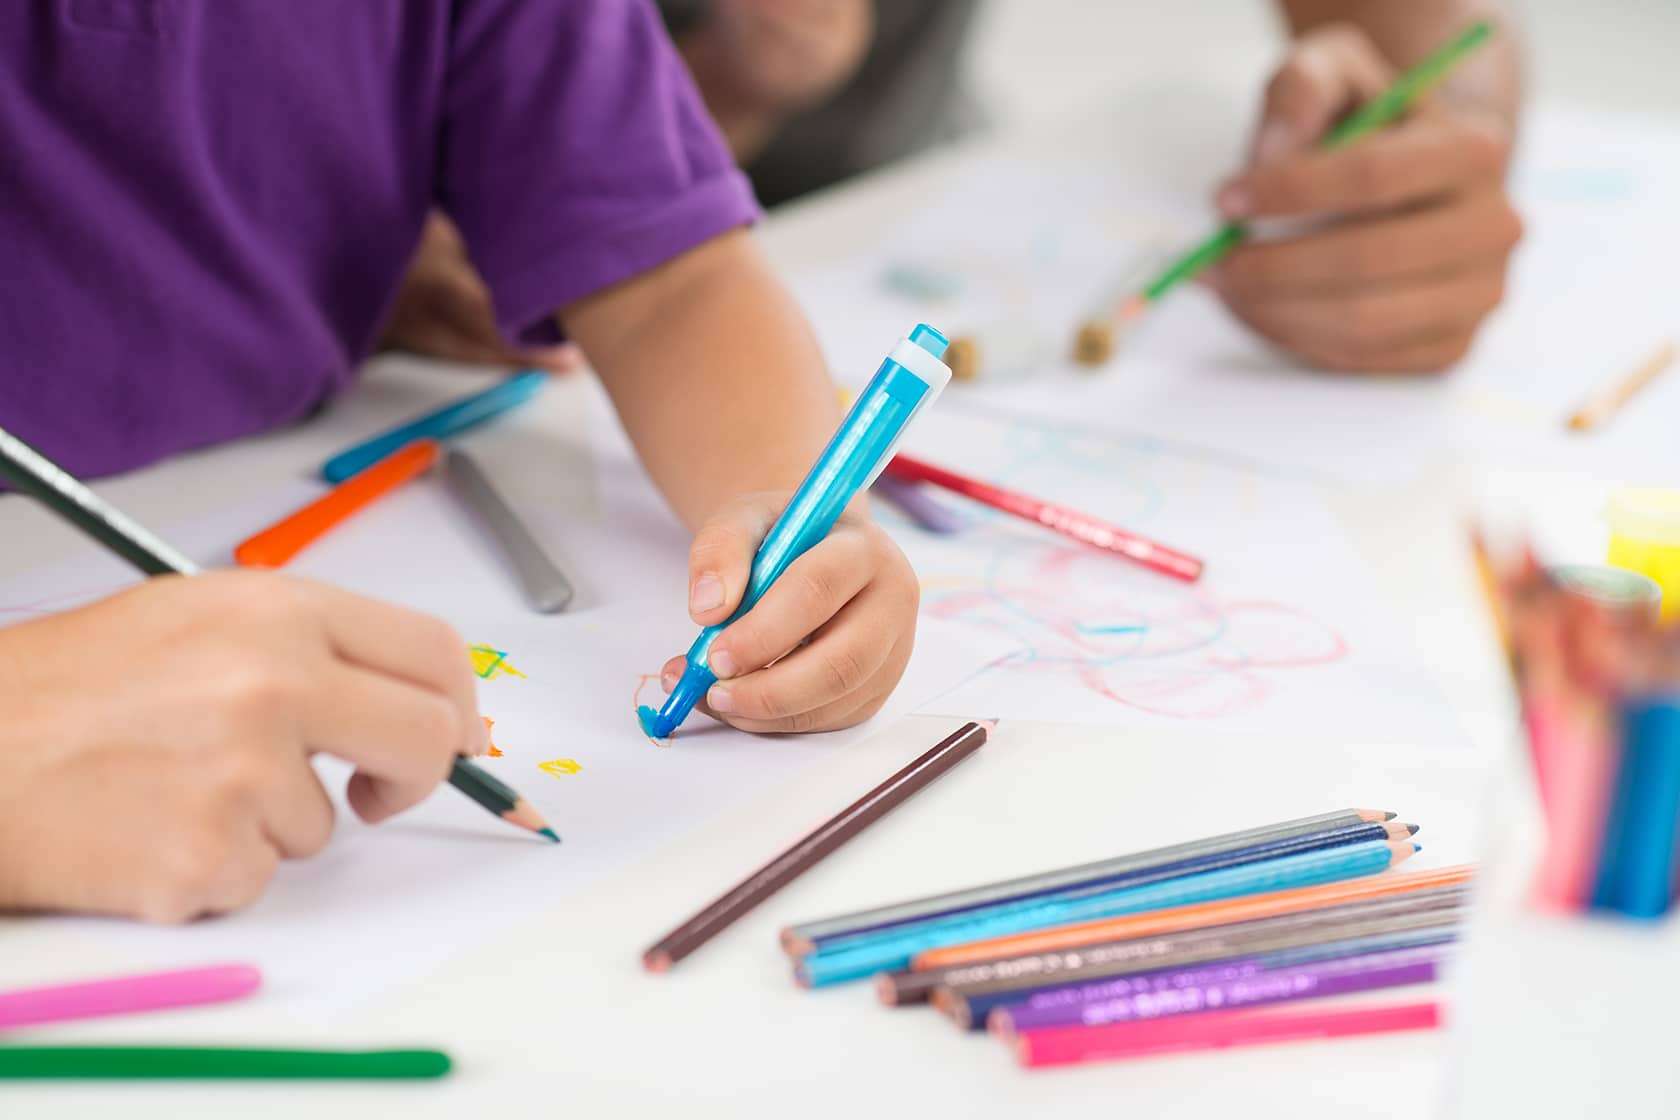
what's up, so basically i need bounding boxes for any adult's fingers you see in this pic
[304,583,486,757]
[303,663,464,825]
[1214,189,1523,297]
[1220,110,1512,221]
[1226,270,1502,373]
[686,496,780,627]
[705,527,874,680]
[1250,24,1393,164]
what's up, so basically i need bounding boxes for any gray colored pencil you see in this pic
[781,808,1395,953]
[880,884,1469,1006]
[444,448,574,613]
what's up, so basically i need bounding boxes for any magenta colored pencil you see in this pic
[993,946,1444,1036]
[1013,999,1443,1069]
[872,475,964,534]
[0,964,262,1031]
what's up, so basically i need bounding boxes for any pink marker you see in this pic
[1013,999,1442,1069]
[0,963,262,1031]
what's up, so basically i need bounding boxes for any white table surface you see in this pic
[0,87,1659,1119]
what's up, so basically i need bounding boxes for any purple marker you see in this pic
[872,474,964,535]
[992,945,1445,1035]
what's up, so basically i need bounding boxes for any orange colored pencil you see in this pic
[235,440,439,568]
[1566,340,1675,432]
[911,864,1473,972]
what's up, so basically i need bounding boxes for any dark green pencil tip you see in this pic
[539,828,561,844]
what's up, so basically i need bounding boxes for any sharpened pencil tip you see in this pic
[539,828,561,844]
[1413,843,1423,853]
[1405,823,1420,836]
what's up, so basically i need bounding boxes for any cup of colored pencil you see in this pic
[1476,537,1677,919]
[783,808,1463,1069]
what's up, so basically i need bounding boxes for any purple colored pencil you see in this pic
[871,475,964,534]
[991,945,1446,1036]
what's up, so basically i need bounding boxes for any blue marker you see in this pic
[640,325,953,738]
[321,370,547,482]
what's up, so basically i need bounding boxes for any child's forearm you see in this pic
[563,230,845,529]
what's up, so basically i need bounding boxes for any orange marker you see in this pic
[235,440,439,568]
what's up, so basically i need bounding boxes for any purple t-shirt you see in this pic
[0,0,758,478]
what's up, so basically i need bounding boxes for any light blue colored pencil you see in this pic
[795,840,1417,988]
[321,370,547,482]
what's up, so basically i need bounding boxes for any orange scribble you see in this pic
[483,716,502,757]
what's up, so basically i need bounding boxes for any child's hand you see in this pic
[1206,24,1522,373]
[0,573,486,922]
[660,493,918,734]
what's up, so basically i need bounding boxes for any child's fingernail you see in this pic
[709,648,738,679]
[661,670,678,692]
[707,685,734,713]
[690,574,724,613]
[1254,119,1293,165]
[1217,183,1251,218]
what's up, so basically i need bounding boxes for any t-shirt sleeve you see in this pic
[437,0,760,344]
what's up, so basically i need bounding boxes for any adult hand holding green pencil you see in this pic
[1083,17,1521,375]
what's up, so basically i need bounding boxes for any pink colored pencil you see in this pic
[883,452,1203,582]
[1531,717,1616,910]
[0,964,262,1031]
[1012,999,1442,1069]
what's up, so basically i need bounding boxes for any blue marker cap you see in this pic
[909,323,949,359]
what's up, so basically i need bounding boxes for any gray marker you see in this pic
[444,448,574,613]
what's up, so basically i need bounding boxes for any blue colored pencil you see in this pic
[321,370,547,482]
[805,822,1407,961]
[1593,697,1680,918]
[795,840,1417,987]
[803,819,1409,956]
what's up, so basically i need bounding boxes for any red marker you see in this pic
[883,452,1203,582]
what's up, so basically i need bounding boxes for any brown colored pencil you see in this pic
[642,720,992,971]
[877,869,1472,1006]
[936,902,1465,1025]
[1567,340,1676,432]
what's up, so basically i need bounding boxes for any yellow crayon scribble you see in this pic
[483,716,502,757]
[468,644,527,680]
[539,758,582,778]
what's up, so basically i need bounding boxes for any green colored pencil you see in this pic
[0,1046,451,1080]
[1073,18,1496,362]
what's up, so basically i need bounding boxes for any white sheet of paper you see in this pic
[881,405,1463,742]
[0,403,1019,1012]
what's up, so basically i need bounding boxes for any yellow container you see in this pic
[1607,488,1680,621]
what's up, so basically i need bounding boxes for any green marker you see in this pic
[0,1045,452,1080]
[1074,19,1496,362]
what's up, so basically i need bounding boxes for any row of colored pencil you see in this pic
[784,810,1465,1069]
[1476,539,1678,917]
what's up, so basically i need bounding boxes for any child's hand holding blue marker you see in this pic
[643,326,952,737]
[657,497,919,734]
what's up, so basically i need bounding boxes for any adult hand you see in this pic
[0,573,486,922]
[379,213,582,374]
[659,494,918,733]
[1206,24,1522,373]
